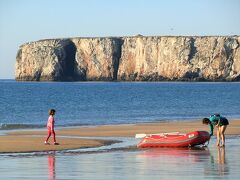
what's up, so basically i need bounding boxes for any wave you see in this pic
[0,123,92,130]
[0,123,44,130]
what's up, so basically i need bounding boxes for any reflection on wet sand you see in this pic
[217,147,229,175]
[217,147,225,164]
[48,153,56,180]
[135,147,212,177]
[205,147,229,177]
[138,147,210,163]
[139,147,209,156]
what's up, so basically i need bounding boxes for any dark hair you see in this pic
[49,109,56,115]
[202,118,210,124]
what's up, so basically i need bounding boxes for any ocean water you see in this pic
[1,80,240,129]
[1,80,240,179]
[0,136,239,179]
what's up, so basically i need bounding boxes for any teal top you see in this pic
[208,115,221,136]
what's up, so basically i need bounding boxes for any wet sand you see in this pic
[0,136,115,153]
[1,137,240,179]
[1,120,240,153]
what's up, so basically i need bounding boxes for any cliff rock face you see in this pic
[72,38,122,80]
[15,36,240,81]
[16,39,76,81]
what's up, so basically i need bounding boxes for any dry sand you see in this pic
[1,120,240,153]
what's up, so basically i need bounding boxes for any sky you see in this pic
[0,0,240,79]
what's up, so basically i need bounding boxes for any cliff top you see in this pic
[20,35,240,47]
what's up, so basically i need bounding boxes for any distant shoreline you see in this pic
[2,79,240,83]
[1,117,240,131]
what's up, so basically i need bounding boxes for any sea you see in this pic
[1,80,240,130]
[1,80,240,179]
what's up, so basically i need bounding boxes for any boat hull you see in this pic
[137,131,210,148]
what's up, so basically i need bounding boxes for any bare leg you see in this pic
[216,127,220,146]
[220,125,227,146]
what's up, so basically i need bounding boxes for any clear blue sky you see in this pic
[0,0,239,79]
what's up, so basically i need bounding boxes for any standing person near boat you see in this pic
[202,114,229,147]
[45,109,59,145]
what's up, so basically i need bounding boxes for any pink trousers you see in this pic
[45,127,56,142]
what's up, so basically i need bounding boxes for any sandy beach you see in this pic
[1,120,240,153]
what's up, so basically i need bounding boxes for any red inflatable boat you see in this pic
[137,131,210,148]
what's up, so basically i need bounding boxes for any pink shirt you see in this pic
[47,115,55,130]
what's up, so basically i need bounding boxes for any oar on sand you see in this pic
[135,132,180,138]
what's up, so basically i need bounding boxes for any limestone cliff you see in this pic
[16,39,76,81]
[72,38,123,81]
[15,36,240,81]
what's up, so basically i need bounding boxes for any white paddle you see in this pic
[135,132,180,138]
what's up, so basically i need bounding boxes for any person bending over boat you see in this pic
[202,114,229,147]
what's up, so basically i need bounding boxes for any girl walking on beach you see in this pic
[45,109,59,145]
[202,114,229,147]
